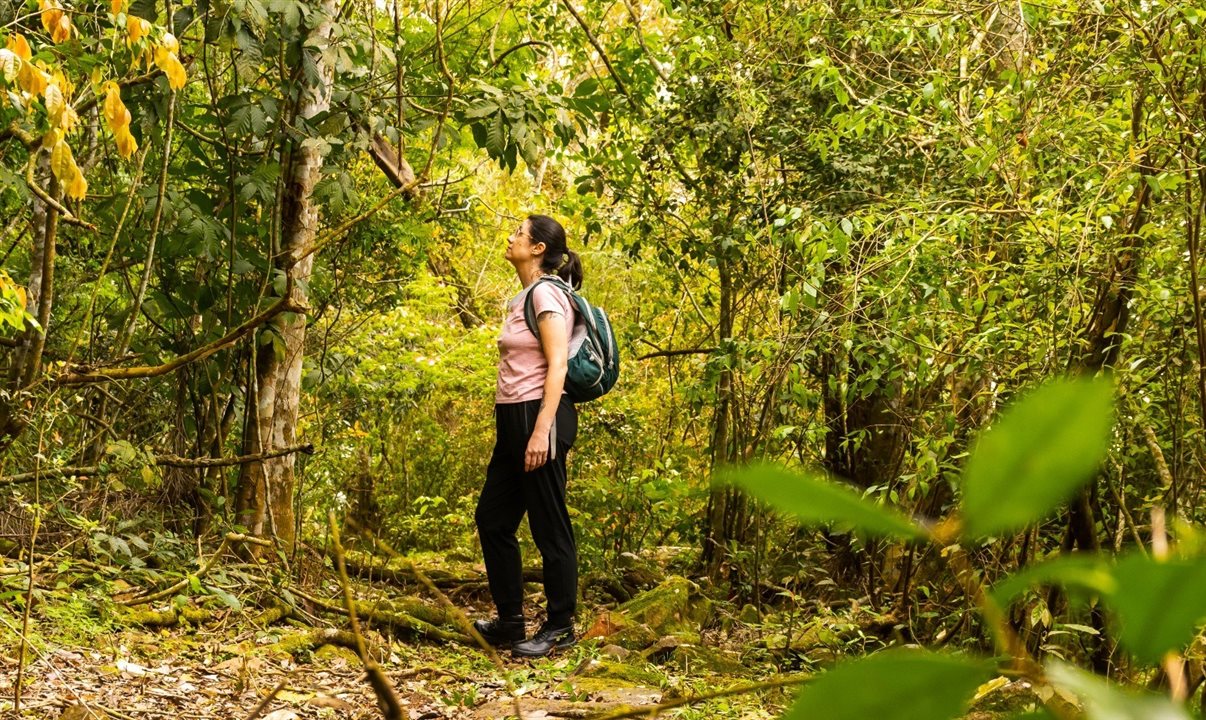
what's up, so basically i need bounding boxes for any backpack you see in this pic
[523,276,620,403]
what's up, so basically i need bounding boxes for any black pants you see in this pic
[475,397,578,626]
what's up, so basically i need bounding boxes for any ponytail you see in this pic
[529,214,584,289]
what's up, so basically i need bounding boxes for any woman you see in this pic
[473,214,583,657]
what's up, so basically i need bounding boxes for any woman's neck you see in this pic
[517,262,545,288]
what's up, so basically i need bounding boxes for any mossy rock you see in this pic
[583,611,660,650]
[314,643,361,665]
[576,658,665,688]
[616,576,712,635]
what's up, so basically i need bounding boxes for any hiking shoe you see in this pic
[472,615,526,648]
[512,622,575,658]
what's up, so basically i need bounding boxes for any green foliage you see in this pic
[723,463,924,540]
[961,377,1115,538]
[989,555,1115,609]
[783,650,991,720]
[1107,554,1206,665]
[729,375,1206,717]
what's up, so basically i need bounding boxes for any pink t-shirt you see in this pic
[496,282,575,403]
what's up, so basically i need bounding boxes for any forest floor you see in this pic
[0,626,685,719]
[0,545,1037,720]
[0,547,797,719]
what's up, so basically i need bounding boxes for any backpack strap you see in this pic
[523,276,576,340]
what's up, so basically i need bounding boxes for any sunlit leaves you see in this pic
[39,0,75,44]
[153,40,187,90]
[127,16,151,45]
[46,129,87,200]
[102,82,138,158]
[0,270,30,332]
[961,376,1114,537]
[6,34,32,62]
[0,49,20,83]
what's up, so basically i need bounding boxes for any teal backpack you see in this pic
[523,276,620,403]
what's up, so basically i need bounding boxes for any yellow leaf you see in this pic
[41,4,64,35]
[115,124,137,158]
[0,49,19,83]
[102,81,123,124]
[110,0,124,14]
[43,81,64,123]
[154,48,187,90]
[14,284,26,310]
[52,14,74,44]
[6,34,32,62]
[160,32,179,54]
[66,168,87,200]
[126,16,150,45]
[18,62,49,97]
[59,105,78,133]
[49,137,75,182]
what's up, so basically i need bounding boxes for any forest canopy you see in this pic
[2,0,1206,718]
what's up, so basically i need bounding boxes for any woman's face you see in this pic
[504,220,543,265]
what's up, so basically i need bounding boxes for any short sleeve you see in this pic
[531,283,571,318]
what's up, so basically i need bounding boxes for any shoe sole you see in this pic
[511,638,576,658]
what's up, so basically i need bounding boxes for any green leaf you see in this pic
[463,100,498,120]
[1107,554,1206,665]
[206,585,243,611]
[1047,662,1189,720]
[961,376,1114,537]
[783,650,991,720]
[487,112,506,155]
[989,554,1116,609]
[723,463,924,539]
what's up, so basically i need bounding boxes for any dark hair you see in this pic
[528,214,583,289]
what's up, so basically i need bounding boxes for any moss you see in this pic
[576,658,666,688]
[658,645,748,676]
[314,643,361,664]
[119,606,214,628]
[615,576,713,635]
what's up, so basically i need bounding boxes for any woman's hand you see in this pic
[525,429,549,472]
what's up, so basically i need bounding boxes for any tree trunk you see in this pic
[234,0,337,554]
[0,158,56,453]
[702,254,748,581]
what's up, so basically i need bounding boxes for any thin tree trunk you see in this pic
[235,0,337,554]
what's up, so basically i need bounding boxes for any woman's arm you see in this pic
[526,310,569,471]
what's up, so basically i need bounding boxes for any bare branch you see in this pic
[0,443,315,486]
[56,295,304,384]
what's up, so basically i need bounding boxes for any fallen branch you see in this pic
[292,587,469,644]
[0,444,314,486]
[345,520,524,719]
[121,605,216,627]
[341,552,541,588]
[582,674,812,720]
[121,532,274,607]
